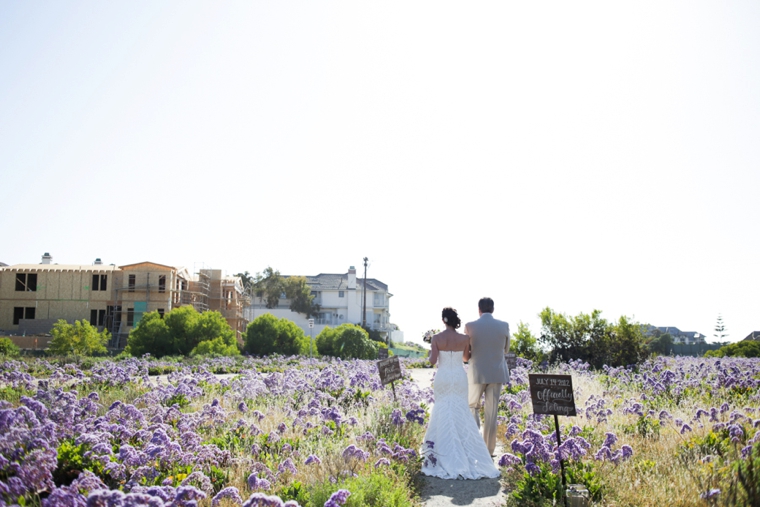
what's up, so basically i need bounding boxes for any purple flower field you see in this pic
[1,354,759,506]
[0,355,431,507]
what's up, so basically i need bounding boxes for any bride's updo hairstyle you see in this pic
[441,307,461,329]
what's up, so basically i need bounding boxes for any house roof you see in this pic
[119,261,177,271]
[744,331,760,341]
[290,272,389,292]
[653,326,706,339]
[0,263,118,272]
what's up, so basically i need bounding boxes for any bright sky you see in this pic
[1,1,758,345]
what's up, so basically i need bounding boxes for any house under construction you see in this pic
[0,254,249,349]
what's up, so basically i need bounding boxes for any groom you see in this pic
[465,297,511,456]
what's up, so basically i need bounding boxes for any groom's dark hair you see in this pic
[478,297,494,313]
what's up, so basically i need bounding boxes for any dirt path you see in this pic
[407,368,508,507]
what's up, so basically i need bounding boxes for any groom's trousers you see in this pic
[468,382,502,456]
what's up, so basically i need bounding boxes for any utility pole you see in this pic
[362,257,368,328]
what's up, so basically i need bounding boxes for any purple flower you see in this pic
[602,432,618,448]
[213,487,244,506]
[242,492,285,507]
[305,454,322,465]
[525,462,541,475]
[247,474,271,491]
[324,489,351,507]
[498,453,523,467]
[680,424,693,434]
[390,409,404,426]
[700,489,721,499]
[374,458,391,467]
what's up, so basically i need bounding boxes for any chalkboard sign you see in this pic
[505,352,517,371]
[528,374,577,416]
[377,356,402,385]
[377,348,389,359]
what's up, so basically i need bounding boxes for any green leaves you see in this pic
[127,307,238,358]
[244,313,309,356]
[316,324,379,360]
[538,308,648,368]
[49,319,109,356]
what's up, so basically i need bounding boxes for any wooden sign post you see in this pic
[377,356,402,400]
[505,352,517,372]
[528,374,577,507]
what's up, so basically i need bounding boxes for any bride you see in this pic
[421,307,501,479]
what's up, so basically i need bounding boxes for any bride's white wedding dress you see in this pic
[421,350,501,479]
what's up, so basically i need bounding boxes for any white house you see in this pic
[245,266,403,343]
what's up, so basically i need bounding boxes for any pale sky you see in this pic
[1,1,758,345]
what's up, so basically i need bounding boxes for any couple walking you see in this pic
[421,297,510,480]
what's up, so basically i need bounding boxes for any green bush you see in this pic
[244,314,309,356]
[191,336,240,357]
[0,337,20,357]
[316,324,379,360]
[49,320,109,356]
[705,340,760,358]
[127,307,237,358]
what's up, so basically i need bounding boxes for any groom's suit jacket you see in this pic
[465,313,511,385]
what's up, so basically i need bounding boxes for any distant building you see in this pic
[744,331,760,341]
[647,326,707,345]
[245,265,402,343]
[0,253,248,348]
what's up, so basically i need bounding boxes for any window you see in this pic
[92,274,107,291]
[15,273,37,292]
[158,308,165,318]
[90,309,106,327]
[158,275,166,293]
[13,307,35,325]
[128,274,136,292]
[339,291,345,298]
[127,308,135,326]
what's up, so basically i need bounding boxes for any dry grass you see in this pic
[498,363,759,506]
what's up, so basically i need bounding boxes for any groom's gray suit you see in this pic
[465,312,511,456]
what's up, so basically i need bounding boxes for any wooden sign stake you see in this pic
[555,413,568,507]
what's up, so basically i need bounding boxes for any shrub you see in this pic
[705,340,760,358]
[0,337,20,357]
[191,336,240,357]
[316,324,379,360]
[49,319,110,356]
[127,307,237,358]
[244,314,309,356]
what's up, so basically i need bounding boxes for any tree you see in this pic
[648,332,673,356]
[713,314,729,342]
[49,319,110,356]
[538,308,648,368]
[126,306,238,358]
[252,267,319,317]
[316,324,378,360]
[511,322,545,362]
[284,276,320,317]
[244,314,309,356]
[253,267,285,309]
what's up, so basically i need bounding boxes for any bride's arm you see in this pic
[462,339,471,362]
[428,337,439,366]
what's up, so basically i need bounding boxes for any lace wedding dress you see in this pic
[421,350,501,479]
